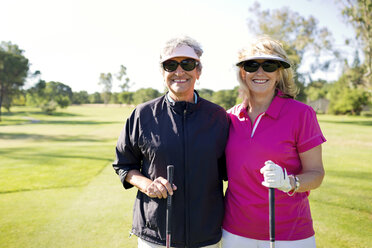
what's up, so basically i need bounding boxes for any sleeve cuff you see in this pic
[298,134,327,153]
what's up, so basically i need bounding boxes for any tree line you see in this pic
[11,82,240,112]
[0,0,371,120]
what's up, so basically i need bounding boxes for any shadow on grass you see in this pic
[0,112,97,126]
[2,110,81,117]
[326,169,372,181]
[0,119,118,126]
[320,119,372,126]
[0,147,114,164]
[36,120,119,125]
[0,160,111,194]
[0,184,86,194]
[0,119,29,126]
[0,132,112,142]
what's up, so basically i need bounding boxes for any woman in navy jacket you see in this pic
[113,35,229,248]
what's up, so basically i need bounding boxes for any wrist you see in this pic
[287,175,300,196]
[289,176,295,190]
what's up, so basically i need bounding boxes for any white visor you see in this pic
[236,54,291,68]
[160,45,200,63]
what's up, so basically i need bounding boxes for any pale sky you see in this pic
[1,0,355,93]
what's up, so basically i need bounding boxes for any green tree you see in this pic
[325,48,371,114]
[0,41,29,120]
[327,68,369,115]
[198,88,214,101]
[45,81,72,108]
[328,85,368,115]
[98,72,112,104]
[119,91,134,105]
[305,79,329,102]
[246,3,337,101]
[212,88,239,110]
[133,88,161,105]
[110,92,120,104]
[12,90,27,106]
[26,80,46,106]
[27,81,72,114]
[72,91,90,104]
[116,65,133,92]
[89,92,103,104]
[337,0,372,87]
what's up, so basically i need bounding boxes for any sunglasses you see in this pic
[163,59,199,72]
[240,60,281,73]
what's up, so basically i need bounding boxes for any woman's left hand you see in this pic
[260,160,292,192]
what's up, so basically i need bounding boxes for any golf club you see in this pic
[166,165,174,248]
[269,187,275,248]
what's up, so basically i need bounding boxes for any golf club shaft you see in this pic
[166,165,174,248]
[269,187,275,248]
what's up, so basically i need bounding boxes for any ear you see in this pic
[240,68,246,81]
[275,71,281,86]
[162,70,166,81]
[196,69,201,80]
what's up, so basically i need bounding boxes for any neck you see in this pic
[247,90,275,115]
[169,91,195,103]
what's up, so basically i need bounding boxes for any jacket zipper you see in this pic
[183,107,190,247]
[251,112,265,138]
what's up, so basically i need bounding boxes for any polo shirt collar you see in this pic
[237,89,288,119]
[265,90,287,119]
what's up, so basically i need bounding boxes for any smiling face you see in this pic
[240,59,280,98]
[163,56,201,102]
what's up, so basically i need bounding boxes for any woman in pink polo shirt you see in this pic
[222,35,326,248]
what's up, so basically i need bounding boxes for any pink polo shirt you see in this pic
[223,91,326,241]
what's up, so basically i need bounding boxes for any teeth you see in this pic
[253,80,267,83]
[174,79,187,83]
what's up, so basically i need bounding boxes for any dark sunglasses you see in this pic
[163,59,199,72]
[240,60,281,73]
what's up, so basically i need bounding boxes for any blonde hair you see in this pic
[237,35,298,99]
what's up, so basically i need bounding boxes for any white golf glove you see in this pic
[260,160,292,193]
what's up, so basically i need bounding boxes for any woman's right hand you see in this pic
[144,177,177,199]
[125,170,177,199]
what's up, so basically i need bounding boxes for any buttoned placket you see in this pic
[239,109,266,138]
[251,112,265,138]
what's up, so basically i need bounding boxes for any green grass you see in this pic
[0,106,371,248]
[0,105,137,248]
[309,114,372,248]
[0,106,130,193]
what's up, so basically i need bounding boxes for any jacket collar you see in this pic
[165,90,200,115]
[167,92,198,104]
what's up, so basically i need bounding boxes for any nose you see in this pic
[256,65,265,74]
[174,65,185,75]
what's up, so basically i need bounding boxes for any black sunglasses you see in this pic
[163,59,199,72]
[240,60,281,73]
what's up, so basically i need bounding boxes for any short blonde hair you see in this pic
[237,35,298,99]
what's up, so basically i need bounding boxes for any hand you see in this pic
[260,160,292,193]
[144,177,177,199]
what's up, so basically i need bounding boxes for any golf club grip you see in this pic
[269,187,275,246]
[166,165,174,242]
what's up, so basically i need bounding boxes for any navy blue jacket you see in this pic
[113,92,229,247]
